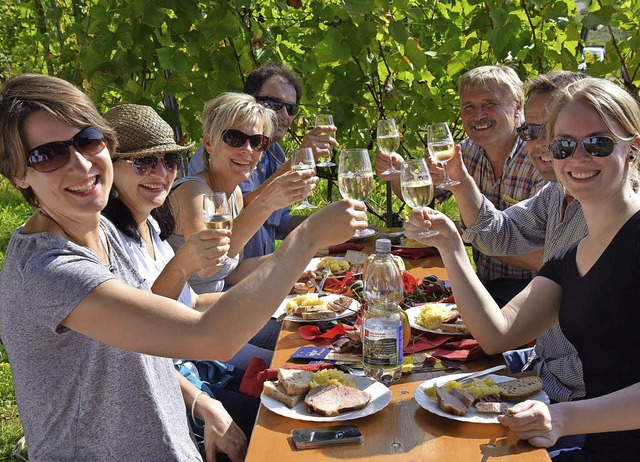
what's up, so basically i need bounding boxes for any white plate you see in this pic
[272,294,360,322]
[405,304,468,336]
[305,257,363,279]
[414,373,550,424]
[261,374,392,422]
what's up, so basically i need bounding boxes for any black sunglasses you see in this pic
[516,123,546,142]
[115,152,183,176]
[548,136,620,160]
[27,127,106,173]
[221,129,270,151]
[255,96,299,116]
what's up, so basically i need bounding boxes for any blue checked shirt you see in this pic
[462,182,588,402]
[458,137,546,283]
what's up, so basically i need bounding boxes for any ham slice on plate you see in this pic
[304,385,371,417]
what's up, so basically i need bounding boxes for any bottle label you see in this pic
[363,325,403,367]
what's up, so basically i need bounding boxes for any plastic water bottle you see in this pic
[362,238,403,384]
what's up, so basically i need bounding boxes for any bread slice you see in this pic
[262,380,305,408]
[498,376,543,402]
[277,369,315,395]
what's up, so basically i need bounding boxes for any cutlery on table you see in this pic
[455,365,506,384]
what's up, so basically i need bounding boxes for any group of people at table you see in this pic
[0,59,637,462]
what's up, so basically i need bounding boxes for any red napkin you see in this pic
[298,324,356,342]
[392,247,438,260]
[239,358,335,398]
[433,338,488,362]
[328,243,365,254]
[404,332,458,353]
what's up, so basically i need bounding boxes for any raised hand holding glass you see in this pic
[203,192,232,266]
[427,122,459,188]
[291,147,317,210]
[377,119,401,175]
[400,158,439,238]
[338,148,374,238]
[314,114,336,167]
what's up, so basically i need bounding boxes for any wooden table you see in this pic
[246,238,550,461]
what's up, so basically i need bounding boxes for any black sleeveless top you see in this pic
[539,210,640,461]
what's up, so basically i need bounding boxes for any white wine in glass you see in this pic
[400,158,439,238]
[314,114,336,167]
[203,192,232,265]
[377,118,400,175]
[290,147,317,210]
[338,148,374,238]
[427,122,459,188]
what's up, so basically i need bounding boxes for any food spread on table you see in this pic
[424,375,544,417]
[263,368,371,416]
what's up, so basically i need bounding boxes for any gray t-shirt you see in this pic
[0,217,201,461]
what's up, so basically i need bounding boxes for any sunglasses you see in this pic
[548,136,621,160]
[221,129,270,151]
[115,152,183,175]
[516,123,546,142]
[255,96,299,116]
[27,127,106,173]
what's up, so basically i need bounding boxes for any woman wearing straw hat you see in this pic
[0,73,367,461]
[103,104,275,458]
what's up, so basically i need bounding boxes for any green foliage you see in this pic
[0,180,32,269]
[0,0,638,153]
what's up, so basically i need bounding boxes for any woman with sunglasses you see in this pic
[0,73,367,461]
[103,103,272,460]
[168,92,318,295]
[406,77,640,460]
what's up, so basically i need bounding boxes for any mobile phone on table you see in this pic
[291,424,363,449]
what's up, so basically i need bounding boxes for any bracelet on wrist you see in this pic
[190,390,207,429]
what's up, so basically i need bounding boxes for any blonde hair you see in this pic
[459,65,524,109]
[0,74,116,207]
[201,92,277,166]
[546,77,640,191]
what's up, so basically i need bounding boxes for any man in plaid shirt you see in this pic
[376,65,546,305]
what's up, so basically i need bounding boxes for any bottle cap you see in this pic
[375,238,392,253]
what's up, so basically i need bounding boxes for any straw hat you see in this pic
[104,104,194,158]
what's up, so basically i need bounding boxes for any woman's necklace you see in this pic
[39,210,116,273]
[139,220,156,260]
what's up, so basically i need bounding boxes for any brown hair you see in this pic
[0,73,116,207]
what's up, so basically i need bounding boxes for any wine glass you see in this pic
[400,158,439,238]
[377,119,401,175]
[290,147,317,210]
[203,192,232,266]
[338,148,374,238]
[314,114,336,167]
[427,122,459,188]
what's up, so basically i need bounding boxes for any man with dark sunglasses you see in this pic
[443,72,591,428]
[188,63,338,260]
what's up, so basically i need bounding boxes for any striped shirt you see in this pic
[462,182,588,402]
[459,137,546,283]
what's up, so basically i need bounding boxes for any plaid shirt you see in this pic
[459,137,546,283]
[462,182,588,401]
